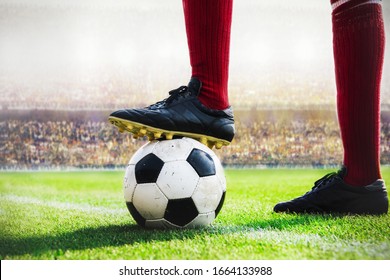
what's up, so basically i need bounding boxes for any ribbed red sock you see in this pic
[331,0,384,186]
[182,0,232,110]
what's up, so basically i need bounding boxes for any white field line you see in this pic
[221,226,390,258]
[1,195,389,257]
[0,194,127,216]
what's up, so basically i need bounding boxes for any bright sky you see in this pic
[0,0,389,103]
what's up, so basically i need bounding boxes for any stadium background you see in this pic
[0,0,389,170]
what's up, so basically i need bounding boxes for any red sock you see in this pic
[331,0,384,186]
[182,0,232,110]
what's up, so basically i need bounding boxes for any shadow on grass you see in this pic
[0,214,341,258]
[0,224,214,258]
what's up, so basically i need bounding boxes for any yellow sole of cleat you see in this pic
[108,116,231,149]
[215,142,223,149]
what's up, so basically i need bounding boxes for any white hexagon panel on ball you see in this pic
[132,183,168,220]
[185,212,216,228]
[192,176,223,214]
[152,138,194,162]
[123,164,137,202]
[157,161,200,199]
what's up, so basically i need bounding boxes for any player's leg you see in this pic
[333,0,383,187]
[274,0,388,214]
[109,0,234,149]
[183,0,232,111]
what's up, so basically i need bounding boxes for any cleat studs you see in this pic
[139,128,147,136]
[118,127,125,133]
[200,137,208,145]
[154,132,162,139]
[147,134,155,141]
[127,124,133,130]
[207,142,214,149]
[165,133,173,140]
[132,134,139,139]
[215,142,223,149]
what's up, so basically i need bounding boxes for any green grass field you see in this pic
[0,168,389,260]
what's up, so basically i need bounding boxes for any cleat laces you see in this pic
[312,172,338,191]
[147,86,189,109]
[306,167,346,194]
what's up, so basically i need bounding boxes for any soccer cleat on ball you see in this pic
[123,137,226,229]
[273,166,388,215]
[108,77,235,149]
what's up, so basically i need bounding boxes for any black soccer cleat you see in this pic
[108,77,235,149]
[273,167,388,215]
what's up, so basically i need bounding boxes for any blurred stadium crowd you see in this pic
[2,74,390,112]
[1,116,389,170]
[1,1,390,169]
[1,2,390,112]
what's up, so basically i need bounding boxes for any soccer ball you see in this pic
[123,137,226,229]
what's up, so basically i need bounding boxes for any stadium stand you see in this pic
[1,110,389,169]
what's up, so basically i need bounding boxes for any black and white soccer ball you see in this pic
[123,137,226,229]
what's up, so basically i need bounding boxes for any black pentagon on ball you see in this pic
[164,198,199,227]
[126,202,146,227]
[135,153,164,184]
[186,148,216,177]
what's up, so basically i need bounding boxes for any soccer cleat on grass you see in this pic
[273,167,388,215]
[108,77,235,149]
